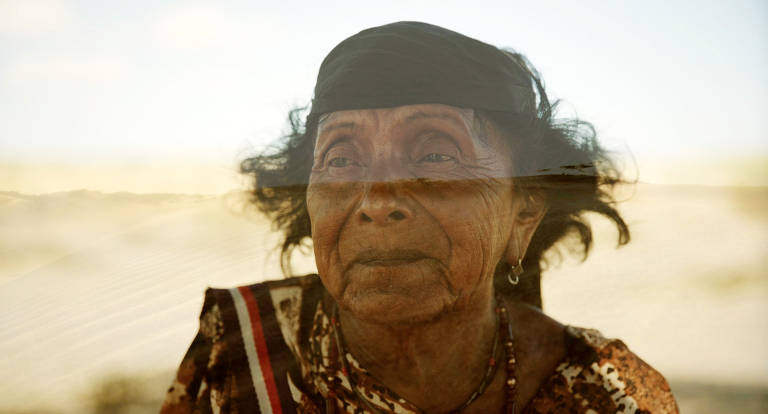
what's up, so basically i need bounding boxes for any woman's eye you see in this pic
[418,153,454,163]
[328,157,355,168]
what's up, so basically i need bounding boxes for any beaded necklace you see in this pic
[327,297,518,414]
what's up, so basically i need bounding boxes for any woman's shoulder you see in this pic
[525,325,679,413]
[161,274,324,413]
[205,273,321,297]
[204,273,323,352]
[201,274,322,329]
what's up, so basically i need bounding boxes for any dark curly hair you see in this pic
[240,50,630,309]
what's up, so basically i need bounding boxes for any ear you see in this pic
[505,192,547,265]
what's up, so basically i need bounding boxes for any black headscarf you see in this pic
[310,21,535,117]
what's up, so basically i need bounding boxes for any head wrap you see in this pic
[310,21,535,117]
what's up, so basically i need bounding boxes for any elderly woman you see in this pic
[161,22,677,413]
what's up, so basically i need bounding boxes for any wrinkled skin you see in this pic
[306,104,555,412]
[307,104,538,324]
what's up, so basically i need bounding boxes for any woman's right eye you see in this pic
[328,157,355,168]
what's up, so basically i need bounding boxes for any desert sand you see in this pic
[0,184,766,413]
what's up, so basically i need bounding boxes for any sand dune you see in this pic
[0,184,766,412]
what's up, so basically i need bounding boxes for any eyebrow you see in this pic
[317,110,468,137]
[317,121,357,136]
[404,111,466,127]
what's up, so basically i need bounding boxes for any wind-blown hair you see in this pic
[240,50,630,309]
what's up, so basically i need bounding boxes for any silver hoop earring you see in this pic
[508,258,523,286]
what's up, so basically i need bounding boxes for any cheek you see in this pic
[414,179,514,288]
[306,181,362,293]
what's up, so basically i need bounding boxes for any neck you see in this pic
[336,288,499,412]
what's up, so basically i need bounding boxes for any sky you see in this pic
[0,0,766,191]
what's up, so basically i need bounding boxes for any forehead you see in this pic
[316,104,476,134]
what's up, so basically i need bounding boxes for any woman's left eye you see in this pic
[328,157,355,168]
[328,157,350,168]
[418,153,454,163]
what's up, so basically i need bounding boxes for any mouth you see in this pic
[354,249,428,266]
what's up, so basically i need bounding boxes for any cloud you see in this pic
[146,5,269,51]
[0,0,77,36]
[3,53,122,85]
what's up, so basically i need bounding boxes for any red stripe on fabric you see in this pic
[238,286,283,414]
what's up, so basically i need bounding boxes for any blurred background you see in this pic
[1,0,766,412]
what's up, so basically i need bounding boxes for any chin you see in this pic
[334,259,455,324]
[343,290,450,325]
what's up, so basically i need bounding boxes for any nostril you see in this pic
[389,210,406,221]
[361,212,373,222]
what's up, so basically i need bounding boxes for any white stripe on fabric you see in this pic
[229,287,272,414]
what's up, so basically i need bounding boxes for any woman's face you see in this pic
[307,104,533,324]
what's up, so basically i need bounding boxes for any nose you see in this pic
[357,182,413,225]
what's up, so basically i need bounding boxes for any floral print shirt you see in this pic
[160,275,678,413]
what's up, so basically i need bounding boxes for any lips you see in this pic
[353,249,428,266]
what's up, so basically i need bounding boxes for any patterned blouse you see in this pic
[160,275,678,413]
